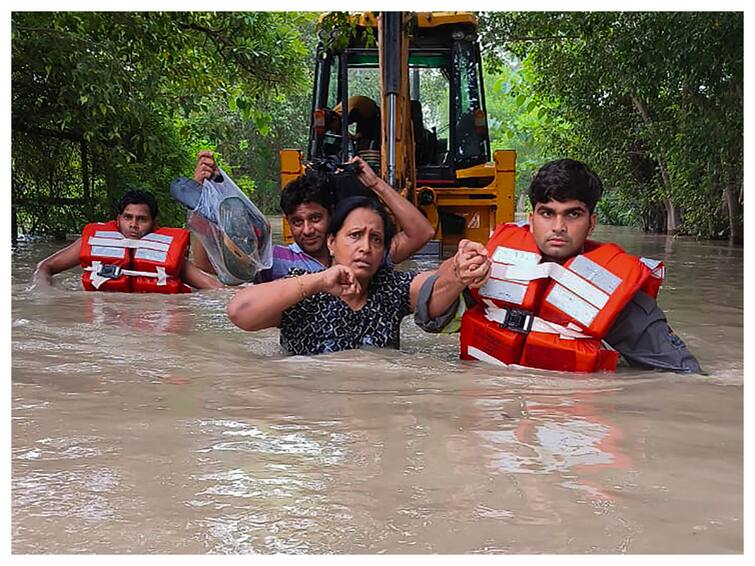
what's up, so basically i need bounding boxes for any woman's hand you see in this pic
[453,239,491,288]
[316,265,362,298]
[348,156,381,191]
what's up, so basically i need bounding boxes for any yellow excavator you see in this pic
[280,11,516,254]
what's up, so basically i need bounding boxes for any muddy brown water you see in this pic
[11,223,742,553]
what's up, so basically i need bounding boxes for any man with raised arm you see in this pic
[189,151,435,282]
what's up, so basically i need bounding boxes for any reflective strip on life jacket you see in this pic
[543,284,601,329]
[640,257,665,279]
[479,256,546,307]
[87,235,172,253]
[479,277,530,306]
[86,229,128,259]
[639,257,665,299]
[89,245,127,259]
[466,345,508,367]
[133,233,177,264]
[491,245,541,267]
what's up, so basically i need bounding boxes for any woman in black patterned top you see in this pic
[228,196,490,356]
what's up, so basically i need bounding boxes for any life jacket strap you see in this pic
[85,262,169,289]
[482,301,592,340]
[466,345,509,367]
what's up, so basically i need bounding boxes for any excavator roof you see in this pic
[317,12,477,30]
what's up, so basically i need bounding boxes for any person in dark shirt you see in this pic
[527,159,700,372]
[227,196,488,355]
[329,95,380,152]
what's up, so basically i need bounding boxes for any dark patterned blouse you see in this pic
[280,266,418,355]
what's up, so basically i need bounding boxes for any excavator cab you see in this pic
[309,17,490,178]
[280,12,515,251]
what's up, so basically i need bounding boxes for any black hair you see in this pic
[327,196,395,252]
[117,189,158,219]
[280,169,336,216]
[280,160,374,216]
[528,159,603,214]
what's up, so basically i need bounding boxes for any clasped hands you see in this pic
[452,239,491,288]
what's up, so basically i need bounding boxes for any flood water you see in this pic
[11,222,743,554]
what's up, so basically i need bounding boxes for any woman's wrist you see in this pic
[450,256,469,290]
[308,272,326,295]
[294,273,318,300]
[294,276,307,301]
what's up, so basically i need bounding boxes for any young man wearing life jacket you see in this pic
[190,151,435,282]
[455,158,701,374]
[33,189,223,292]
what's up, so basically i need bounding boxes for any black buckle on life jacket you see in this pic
[500,308,534,334]
[97,264,122,279]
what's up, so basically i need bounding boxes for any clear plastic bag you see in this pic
[185,168,272,285]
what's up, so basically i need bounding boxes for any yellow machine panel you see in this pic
[283,12,517,252]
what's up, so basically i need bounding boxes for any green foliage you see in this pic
[479,11,743,241]
[174,12,317,216]
[485,57,571,202]
[12,11,314,236]
[13,11,742,245]
[319,11,377,53]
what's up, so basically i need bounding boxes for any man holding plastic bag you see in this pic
[171,151,274,285]
[172,150,434,284]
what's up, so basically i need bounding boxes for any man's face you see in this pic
[287,202,330,257]
[117,203,154,239]
[528,199,596,263]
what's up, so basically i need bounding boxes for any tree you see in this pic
[479,11,743,242]
[11,12,313,237]
[176,14,319,215]
[484,57,571,208]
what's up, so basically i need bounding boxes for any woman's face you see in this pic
[328,207,386,283]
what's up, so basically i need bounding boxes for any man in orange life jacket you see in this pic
[445,159,701,374]
[33,189,223,291]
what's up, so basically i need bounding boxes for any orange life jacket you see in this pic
[461,223,664,372]
[79,220,191,293]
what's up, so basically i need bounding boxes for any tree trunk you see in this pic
[630,92,678,233]
[724,184,743,245]
[664,198,681,235]
[81,140,90,201]
[12,205,18,244]
[517,192,528,215]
